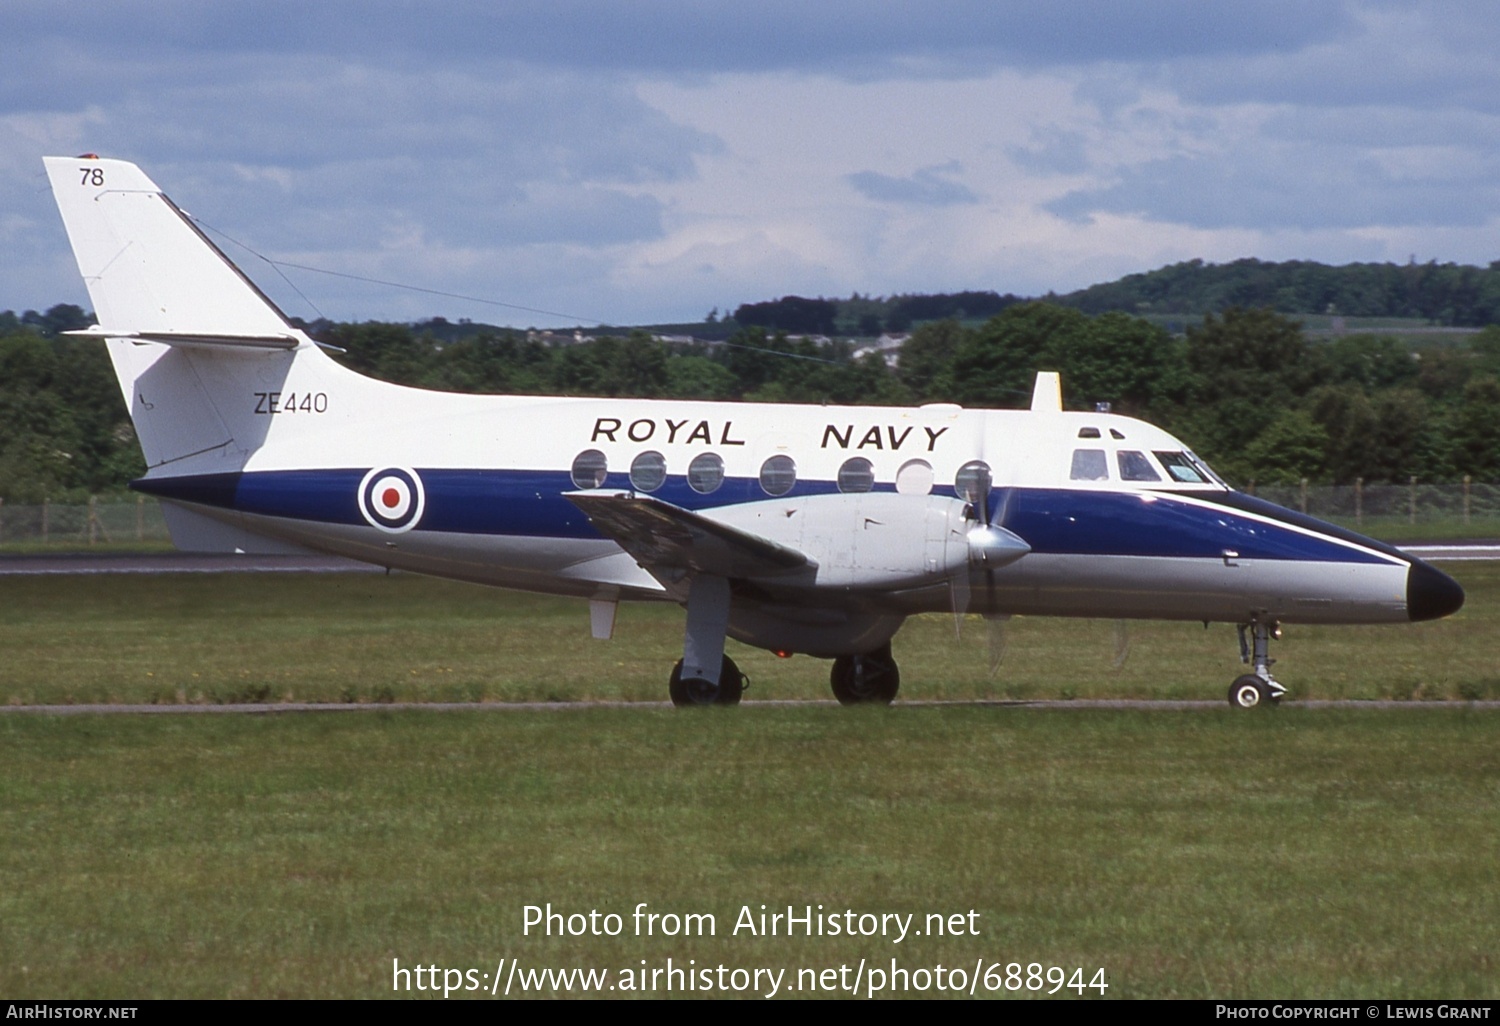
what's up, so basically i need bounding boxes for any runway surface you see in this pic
[3,699,1498,714]
[0,552,382,575]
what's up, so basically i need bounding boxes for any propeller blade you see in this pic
[986,616,1007,677]
[948,574,970,638]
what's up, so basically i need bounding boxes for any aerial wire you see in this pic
[192,216,841,365]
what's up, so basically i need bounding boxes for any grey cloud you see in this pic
[3,0,1356,89]
[847,164,978,206]
[1008,129,1092,174]
[1048,143,1500,230]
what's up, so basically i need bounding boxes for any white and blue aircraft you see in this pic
[43,155,1464,708]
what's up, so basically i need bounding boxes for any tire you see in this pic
[1228,674,1270,709]
[669,656,745,707]
[830,646,900,705]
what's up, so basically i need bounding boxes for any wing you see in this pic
[565,491,814,586]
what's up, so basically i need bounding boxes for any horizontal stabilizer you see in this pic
[566,491,812,582]
[63,327,299,350]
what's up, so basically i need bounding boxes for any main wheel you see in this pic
[1228,674,1273,709]
[669,656,745,707]
[830,645,900,705]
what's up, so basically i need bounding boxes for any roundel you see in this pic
[358,467,426,533]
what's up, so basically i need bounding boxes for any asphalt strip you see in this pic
[3,699,1498,714]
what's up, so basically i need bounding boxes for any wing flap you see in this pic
[566,491,812,582]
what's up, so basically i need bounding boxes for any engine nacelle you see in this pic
[707,492,975,589]
[725,602,906,659]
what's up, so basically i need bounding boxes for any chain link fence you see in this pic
[0,496,172,547]
[1252,477,1500,536]
[1,483,1498,549]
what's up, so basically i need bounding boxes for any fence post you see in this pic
[88,495,98,546]
[1355,477,1363,527]
[1248,479,1256,497]
[42,498,49,544]
[1300,478,1308,514]
[0,496,4,544]
[1463,475,1471,526]
[1409,476,1417,526]
[137,494,145,542]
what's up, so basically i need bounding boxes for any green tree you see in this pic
[1241,410,1328,485]
[897,319,965,401]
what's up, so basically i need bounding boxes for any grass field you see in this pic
[2,567,1498,999]
[1,564,1498,705]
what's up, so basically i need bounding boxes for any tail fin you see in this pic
[43,155,341,475]
[43,155,297,343]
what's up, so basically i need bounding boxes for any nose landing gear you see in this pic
[1229,620,1286,709]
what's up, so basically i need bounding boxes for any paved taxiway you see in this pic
[3,699,1498,714]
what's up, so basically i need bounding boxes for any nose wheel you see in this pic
[1228,621,1286,709]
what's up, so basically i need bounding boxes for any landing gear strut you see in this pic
[1228,620,1286,709]
[669,655,746,707]
[830,643,901,705]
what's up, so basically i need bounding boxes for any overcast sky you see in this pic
[4,1,1499,328]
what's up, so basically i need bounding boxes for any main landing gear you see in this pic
[669,655,746,707]
[1228,620,1287,709]
[830,643,901,705]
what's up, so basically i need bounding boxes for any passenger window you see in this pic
[837,456,875,494]
[687,453,724,494]
[629,451,666,492]
[1117,450,1161,482]
[1154,451,1207,484]
[1070,449,1109,481]
[954,460,993,503]
[570,449,608,489]
[759,454,796,496]
[895,459,933,496]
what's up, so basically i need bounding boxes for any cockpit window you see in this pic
[1070,449,1109,481]
[1154,451,1207,484]
[1184,450,1227,487]
[1077,427,1101,439]
[1117,450,1161,482]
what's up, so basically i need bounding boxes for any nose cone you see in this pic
[1407,559,1465,622]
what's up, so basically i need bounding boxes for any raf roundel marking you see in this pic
[358,467,425,533]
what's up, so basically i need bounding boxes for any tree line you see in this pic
[2,300,1498,503]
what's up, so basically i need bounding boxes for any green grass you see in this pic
[2,564,1498,706]
[2,568,1498,999]
[0,709,1496,998]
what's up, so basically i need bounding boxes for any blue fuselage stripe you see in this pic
[132,470,1395,565]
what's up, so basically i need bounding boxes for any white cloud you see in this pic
[4,3,1499,326]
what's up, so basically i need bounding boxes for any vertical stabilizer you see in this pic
[43,155,293,339]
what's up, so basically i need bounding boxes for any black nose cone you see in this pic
[1408,559,1465,622]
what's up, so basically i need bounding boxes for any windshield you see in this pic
[1154,450,1227,488]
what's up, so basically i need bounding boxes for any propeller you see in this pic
[948,459,1029,639]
